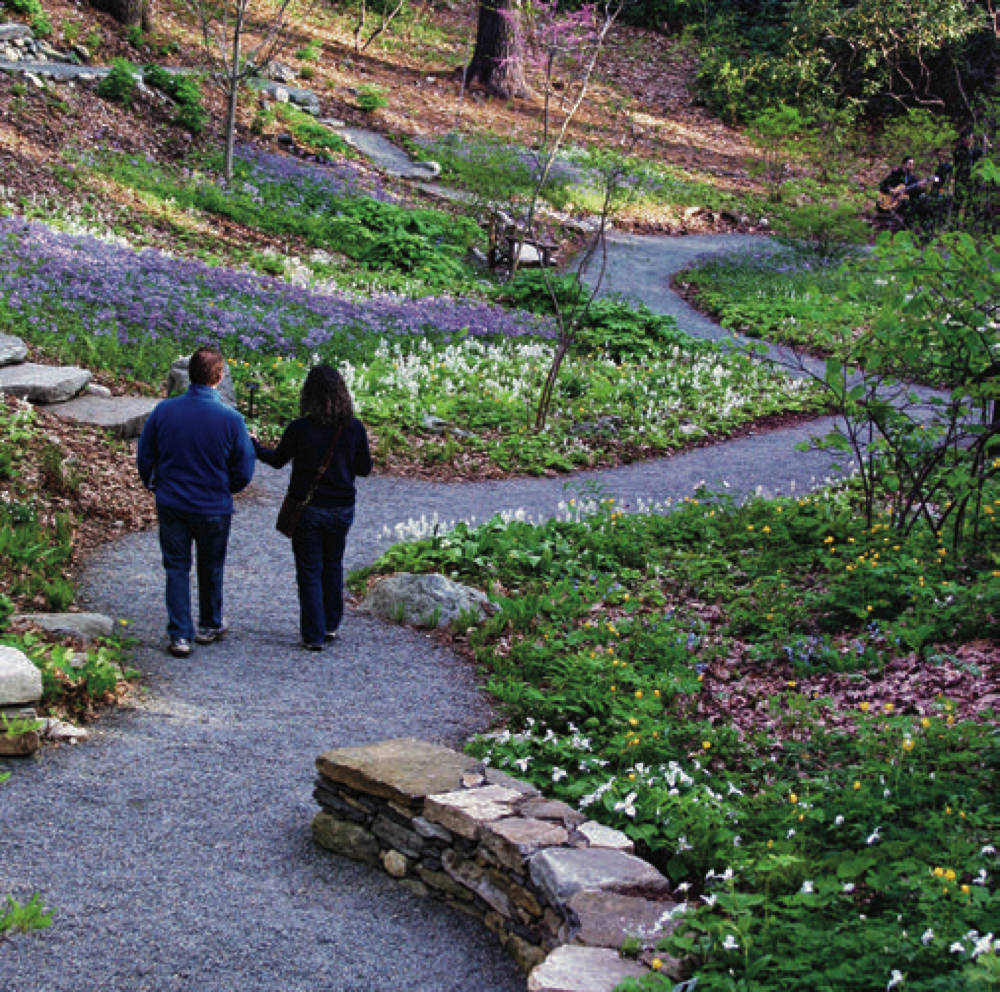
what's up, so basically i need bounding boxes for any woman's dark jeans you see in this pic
[157,504,232,641]
[291,504,355,646]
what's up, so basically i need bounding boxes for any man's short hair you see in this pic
[189,347,224,386]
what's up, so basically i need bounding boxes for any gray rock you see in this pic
[0,362,90,403]
[45,394,159,439]
[42,718,90,743]
[0,333,27,367]
[85,383,112,397]
[0,645,42,706]
[166,356,238,408]
[575,821,633,852]
[0,23,33,42]
[11,612,114,643]
[360,572,493,629]
[565,890,678,948]
[529,847,671,907]
[70,43,91,63]
[527,945,647,992]
[261,61,297,83]
[311,811,381,866]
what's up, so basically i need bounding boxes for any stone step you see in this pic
[44,393,159,439]
[0,361,91,403]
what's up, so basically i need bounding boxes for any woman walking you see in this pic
[254,365,372,650]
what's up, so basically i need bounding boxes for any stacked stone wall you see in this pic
[312,738,689,992]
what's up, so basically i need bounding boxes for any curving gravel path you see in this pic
[0,235,845,992]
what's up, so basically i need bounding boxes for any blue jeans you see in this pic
[157,504,232,641]
[292,504,354,646]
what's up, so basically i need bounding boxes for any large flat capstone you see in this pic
[0,645,42,706]
[527,945,647,992]
[45,395,159,439]
[0,363,91,403]
[315,737,480,807]
[529,847,671,906]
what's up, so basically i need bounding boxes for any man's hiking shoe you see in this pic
[195,622,229,645]
[169,638,192,658]
[302,641,324,652]
[324,631,338,643]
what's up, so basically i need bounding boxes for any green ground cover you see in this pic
[352,485,999,991]
[0,397,137,713]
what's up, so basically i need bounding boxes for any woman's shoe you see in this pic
[302,641,324,652]
[324,631,338,643]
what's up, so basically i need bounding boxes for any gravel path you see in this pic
[0,235,845,992]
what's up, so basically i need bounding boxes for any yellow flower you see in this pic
[824,535,834,544]
[945,868,956,881]
[789,792,798,804]
[702,740,712,750]
[961,884,971,894]
[767,839,774,849]
[853,780,861,791]
[628,773,636,781]
[859,701,870,712]
[866,605,874,613]
[634,690,643,699]
[883,702,894,714]
[747,524,755,531]
[786,680,797,688]
[762,525,771,534]
[921,717,931,729]
[946,715,955,726]
[902,738,914,752]
[945,806,952,815]
[651,958,663,971]
[653,689,661,698]
[933,866,944,877]
[629,717,638,728]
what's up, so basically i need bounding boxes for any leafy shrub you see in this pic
[143,64,208,133]
[356,83,388,113]
[96,58,139,107]
[498,272,699,360]
[276,104,348,155]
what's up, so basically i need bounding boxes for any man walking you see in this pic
[137,347,255,657]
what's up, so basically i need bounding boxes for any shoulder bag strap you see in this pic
[299,427,343,509]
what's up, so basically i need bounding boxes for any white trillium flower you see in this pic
[800,880,814,894]
[721,934,739,951]
[614,792,638,818]
[843,882,855,893]
[834,815,845,826]
[972,933,996,959]
[551,766,567,782]
[886,969,904,990]
[866,827,882,846]
[921,928,934,945]
[949,942,965,954]
[700,894,717,907]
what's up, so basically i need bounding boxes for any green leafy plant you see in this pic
[96,59,139,108]
[355,83,388,112]
[142,65,208,133]
[0,893,53,937]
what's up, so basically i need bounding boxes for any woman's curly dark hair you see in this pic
[300,364,353,432]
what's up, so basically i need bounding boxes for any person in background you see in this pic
[253,365,372,651]
[137,346,255,658]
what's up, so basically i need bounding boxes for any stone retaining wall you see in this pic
[312,738,690,992]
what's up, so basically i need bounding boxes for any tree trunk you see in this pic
[222,8,242,183]
[87,0,152,28]
[464,0,529,98]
